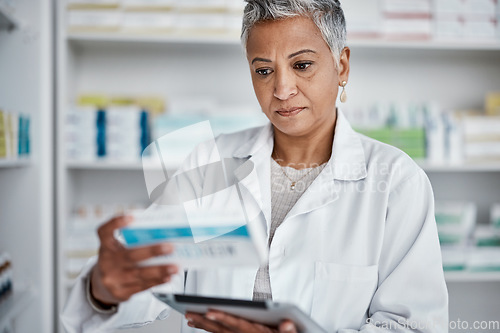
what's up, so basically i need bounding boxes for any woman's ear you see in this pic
[338,47,350,84]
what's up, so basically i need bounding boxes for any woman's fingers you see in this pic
[188,310,278,333]
[97,215,134,249]
[91,215,179,304]
[205,311,270,332]
[186,313,233,333]
[279,320,298,333]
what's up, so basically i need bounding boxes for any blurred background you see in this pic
[1,0,500,332]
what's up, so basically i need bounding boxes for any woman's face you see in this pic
[246,16,350,138]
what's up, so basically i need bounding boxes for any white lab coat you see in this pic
[61,109,448,332]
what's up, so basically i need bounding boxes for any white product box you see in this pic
[383,0,432,14]
[122,0,175,9]
[226,0,246,12]
[67,9,121,30]
[435,18,464,38]
[474,225,500,246]
[225,13,243,32]
[441,246,467,271]
[434,0,463,14]
[463,0,497,15]
[465,142,500,159]
[176,13,226,31]
[463,19,497,39]
[435,201,477,246]
[466,247,500,271]
[177,0,227,11]
[122,12,175,31]
[342,0,382,38]
[383,18,433,38]
[462,115,500,138]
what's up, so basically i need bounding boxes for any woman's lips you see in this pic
[276,107,305,117]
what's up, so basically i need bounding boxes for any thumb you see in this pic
[279,320,297,333]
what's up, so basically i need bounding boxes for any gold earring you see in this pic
[340,81,347,103]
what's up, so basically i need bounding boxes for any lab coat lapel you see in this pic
[284,109,367,221]
[232,123,274,236]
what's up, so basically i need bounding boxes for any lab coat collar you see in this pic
[232,108,367,182]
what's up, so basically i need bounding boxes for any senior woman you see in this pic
[61,1,448,332]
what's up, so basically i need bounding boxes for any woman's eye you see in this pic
[294,62,312,71]
[255,68,272,76]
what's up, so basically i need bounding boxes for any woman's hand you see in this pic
[185,311,298,333]
[90,215,179,306]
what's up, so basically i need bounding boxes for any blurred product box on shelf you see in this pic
[176,12,227,32]
[434,15,464,39]
[67,0,121,9]
[441,246,467,271]
[467,247,500,271]
[176,0,227,11]
[462,0,497,16]
[382,0,432,14]
[434,0,462,14]
[461,112,500,161]
[345,103,426,159]
[486,92,500,115]
[151,100,267,168]
[122,0,175,10]
[66,107,97,160]
[474,225,500,246]
[0,253,13,300]
[66,94,161,161]
[492,203,500,228]
[0,109,30,160]
[434,0,498,40]
[342,0,381,38]
[383,17,432,39]
[357,127,426,159]
[441,246,500,272]
[463,19,497,39]
[67,9,121,31]
[122,11,175,32]
[435,201,476,246]
[382,0,432,39]
[344,100,500,165]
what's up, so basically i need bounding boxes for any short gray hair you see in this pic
[241,0,346,66]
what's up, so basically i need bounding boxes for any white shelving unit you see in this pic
[0,158,31,169]
[0,0,54,332]
[56,2,500,333]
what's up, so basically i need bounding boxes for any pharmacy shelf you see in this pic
[444,271,500,283]
[66,159,177,171]
[0,287,36,331]
[66,159,143,170]
[67,32,500,51]
[417,161,500,172]
[67,31,242,46]
[347,38,500,51]
[0,5,17,31]
[66,159,500,173]
[0,158,31,169]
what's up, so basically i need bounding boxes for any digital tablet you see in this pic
[153,293,327,333]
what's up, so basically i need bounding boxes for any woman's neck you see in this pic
[272,117,336,170]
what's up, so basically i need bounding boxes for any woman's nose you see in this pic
[273,70,297,101]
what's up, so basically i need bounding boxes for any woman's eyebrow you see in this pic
[251,49,316,64]
[251,57,272,64]
[288,49,316,59]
